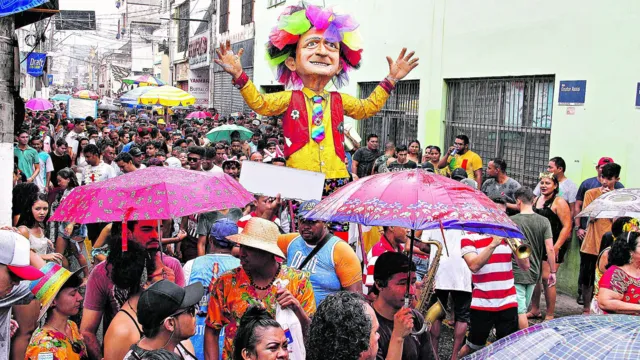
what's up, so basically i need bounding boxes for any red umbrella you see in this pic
[186,111,212,119]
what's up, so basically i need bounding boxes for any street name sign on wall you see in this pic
[558,80,587,105]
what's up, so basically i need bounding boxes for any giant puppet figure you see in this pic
[215,2,418,195]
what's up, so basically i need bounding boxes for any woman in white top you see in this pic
[17,193,64,264]
[72,137,89,183]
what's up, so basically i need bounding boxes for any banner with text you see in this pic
[189,69,210,107]
[188,32,209,70]
[26,52,46,77]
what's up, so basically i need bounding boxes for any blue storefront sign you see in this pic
[26,52,46,77]
[47,74,53,85]
[0,0,47,17]
[635,83,640,108]
[558,80,587,105]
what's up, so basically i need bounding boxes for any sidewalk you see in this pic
[435,292,583,359]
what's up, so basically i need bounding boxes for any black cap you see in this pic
[137,280,204,329]
[373,252,416,282]
[421,162,435,173]
[129,147,143,157]
[451,168,468,180]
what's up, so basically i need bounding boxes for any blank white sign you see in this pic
[239,161,326,201]
[67,98,97,119]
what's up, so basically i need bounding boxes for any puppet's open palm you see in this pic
[215,40,244,79]
[387,48,419,80]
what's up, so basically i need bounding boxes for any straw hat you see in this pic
[29,262,84,320]
[226,217,285,258]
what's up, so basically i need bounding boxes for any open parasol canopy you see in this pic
[119,87,154,106]
[49,167,254,224]
[465,315,640,359]
[577,188,640,219]
[138,86,196,107]
[51,94,71,102]
[73,90,100,100]
[304,170,524,238]
[205,124,253,143]
[25,98,53,111]
[122,74,166,86]
[186,111,213,119]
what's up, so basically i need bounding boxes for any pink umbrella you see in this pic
[305,169,523,238]
[49,167,254,224]
[25,98,54,111]
[186,111,213,119]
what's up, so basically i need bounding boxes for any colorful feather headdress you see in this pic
[266,3,363,89]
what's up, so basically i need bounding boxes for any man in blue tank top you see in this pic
[182,219,240,360]
[278,200,363,305]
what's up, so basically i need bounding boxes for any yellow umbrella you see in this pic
[137,86,196,107]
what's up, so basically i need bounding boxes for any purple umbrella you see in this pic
[26,98,54,111]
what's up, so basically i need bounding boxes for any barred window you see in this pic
[358,80,420,148]
[268,0,285,7]
[177,1,189,53]
[219,0,229,33]
[444,76,554,187]
[241,0,254,25]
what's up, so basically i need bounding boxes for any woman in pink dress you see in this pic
[598,231,640,315]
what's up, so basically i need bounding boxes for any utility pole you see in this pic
[0,16,15,226]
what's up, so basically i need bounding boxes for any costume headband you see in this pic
[538,172,555,180]
[266,3,363,89]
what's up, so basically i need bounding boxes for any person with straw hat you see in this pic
[204,217,316,360]
[25,262,87,360]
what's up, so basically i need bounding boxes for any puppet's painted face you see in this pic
[287,28,341,79]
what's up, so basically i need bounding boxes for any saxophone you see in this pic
[412,239,446,335]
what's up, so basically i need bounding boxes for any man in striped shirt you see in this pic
[363,226,407,294]
[458,233,530,357]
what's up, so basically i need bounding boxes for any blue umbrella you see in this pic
[119,87,153,104]
[464,315,640,359]
[51,94,71,102]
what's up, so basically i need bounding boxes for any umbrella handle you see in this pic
[439,221,450,257]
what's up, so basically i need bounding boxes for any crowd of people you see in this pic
[5,101,635,360]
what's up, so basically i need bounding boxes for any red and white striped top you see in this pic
[460,233,517,311]
[363,236,404,292]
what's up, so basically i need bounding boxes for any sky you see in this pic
[54,0,128,52]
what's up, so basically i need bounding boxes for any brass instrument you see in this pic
[410,239,446,335]
[505,237,531,259]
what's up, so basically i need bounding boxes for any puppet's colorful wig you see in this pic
[266,3,363,89]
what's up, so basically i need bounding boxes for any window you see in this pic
[241,0,254,25]
[177,1,189,52]
[268,0,285,7]
[219,0,229,33]
[358,80,420,148]
[444,76,554,187]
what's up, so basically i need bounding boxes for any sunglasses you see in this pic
[187,157,201,162]
[168,304,198,319]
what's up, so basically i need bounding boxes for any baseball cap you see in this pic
[451,168,468,180]
[138,280,204,329]
[421,162,435,173]
[251,120,260,127]
[296,200,320,220]
[129,147,143,157]
[0,231,45,281]
[597,157,614,167]
[209,219,238,248]
[157,119,166,125]
[373,252,416,283]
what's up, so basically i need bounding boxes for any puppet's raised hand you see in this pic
[386,48,419,81]
[214,39,245,79]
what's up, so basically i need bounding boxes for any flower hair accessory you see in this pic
[539,172,555,180]
[622,218,640,233]
[266,2,362,89]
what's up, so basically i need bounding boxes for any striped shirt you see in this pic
[363,236,404,292]
[237,212,280,233]
[460,233,517,311]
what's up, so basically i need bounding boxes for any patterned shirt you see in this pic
[206,266,316,360]
[460,233,517,311]
[25,321,88,360]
